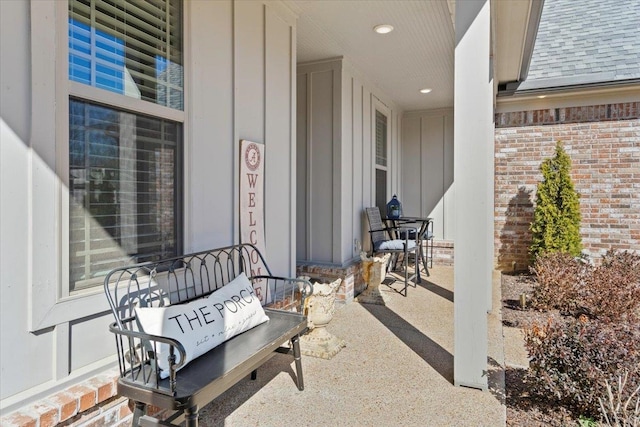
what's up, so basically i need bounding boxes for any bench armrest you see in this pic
[109,320,187,394]
[250,275,313,313]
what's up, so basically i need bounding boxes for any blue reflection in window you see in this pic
[68,18,124,94]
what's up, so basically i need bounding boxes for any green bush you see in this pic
[530,140,582,260]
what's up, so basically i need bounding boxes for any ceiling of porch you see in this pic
[284,0,540,113]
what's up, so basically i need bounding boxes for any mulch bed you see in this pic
[501,273,584,427]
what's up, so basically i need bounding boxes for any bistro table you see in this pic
[382,216,433,276]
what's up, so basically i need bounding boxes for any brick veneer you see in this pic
[297,261,362,304]
[494,102,640,271]
[431,240,454,266]
[0,368,170,427]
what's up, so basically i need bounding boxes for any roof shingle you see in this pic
[526,0,640,87]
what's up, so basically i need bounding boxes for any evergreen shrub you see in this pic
[530,140,582,260]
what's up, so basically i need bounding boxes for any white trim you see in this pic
[373,96,391,203]
[496,85,640,112]
[69,82,186,122]
[289,21,297,275]
[29,0,66,331]
[265,0,298,26]
[182,0,192,252]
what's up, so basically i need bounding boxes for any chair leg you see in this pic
[291,335,304,390]
[420,240,430,277]
[403,250,409,297]
[184,405,199,427]
[131,401,147,427]
[415,248,421,284]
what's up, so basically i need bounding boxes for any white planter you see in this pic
[299,277,346,359]
[356,252,390,305]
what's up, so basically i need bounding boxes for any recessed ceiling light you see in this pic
[537,95,547,99]
[420,88,432,94]
[374,24,394,34]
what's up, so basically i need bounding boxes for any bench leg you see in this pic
[291,335,304,391]
[132,401,147,427]
[184,405,199,427]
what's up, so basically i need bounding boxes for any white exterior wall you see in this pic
[401,110,455,241]
[296,58,401,265]
[0,0,297,412]
[453,0,493,390]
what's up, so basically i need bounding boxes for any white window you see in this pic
[27,0,186,330]
[375,108,389,213]
[67,0,184,292]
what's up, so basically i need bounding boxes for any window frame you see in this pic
[372,98,391,212]
[28,0,187,331]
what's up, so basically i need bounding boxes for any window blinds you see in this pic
[69,0,183,110]
[69,99,181,291]
[375,110,388,167]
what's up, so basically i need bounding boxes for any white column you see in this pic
[453,0,492,390]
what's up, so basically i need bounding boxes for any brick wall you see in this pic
[297,262,362,304]
[494,102,640,271]
[431,240,454,266]
[0,369,170,427]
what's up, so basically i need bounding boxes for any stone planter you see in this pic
[356,252,390,305]
[299,277,346,359]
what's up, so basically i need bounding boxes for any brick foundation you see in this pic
[0,369,131,427]
[0,368,174,427]
[494,101,640,270]
[296,261,364,304]
[431,240,454,266]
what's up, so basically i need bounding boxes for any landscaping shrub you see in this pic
[525,316,640,417]
[598,371,640,427]
[529,252,589,314]
[525,250,640,420]
[582,250,640,323]
[529,140,582,260]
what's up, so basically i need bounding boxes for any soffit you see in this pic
[286,0,537,112]
[286,0,455,112]
[493,0,540,84]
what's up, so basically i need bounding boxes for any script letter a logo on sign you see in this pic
[239,140,270,305]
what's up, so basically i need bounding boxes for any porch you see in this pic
[196,266,507,426]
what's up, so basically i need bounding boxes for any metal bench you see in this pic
[103,244,313,427]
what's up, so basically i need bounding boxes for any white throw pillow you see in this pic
[135,272,269,379]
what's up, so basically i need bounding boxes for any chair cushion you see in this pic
[398,230,433,240]
[375,239,416,251]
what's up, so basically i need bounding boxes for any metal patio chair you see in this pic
[365,207,420,296]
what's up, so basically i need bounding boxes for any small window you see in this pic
[375,109,388,213]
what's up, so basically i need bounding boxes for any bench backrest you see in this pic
[104,243,304,329]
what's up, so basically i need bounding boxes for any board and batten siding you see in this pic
[296,57,401,266]
[0,0,297,412]
[401,110,455,241]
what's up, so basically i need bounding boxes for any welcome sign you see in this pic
[239,140,270,304]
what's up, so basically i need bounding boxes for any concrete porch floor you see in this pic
[197,266,507,427]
